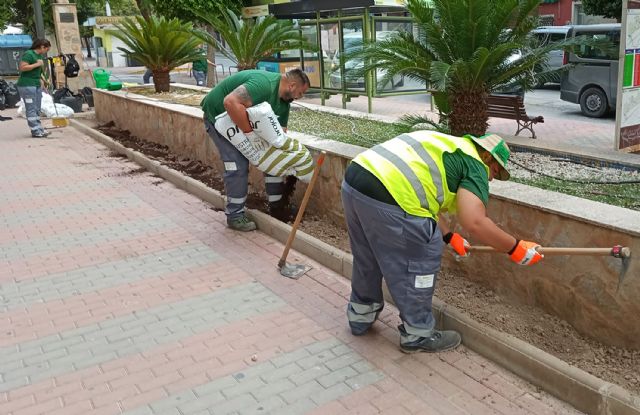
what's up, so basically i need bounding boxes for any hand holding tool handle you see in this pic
[469,245,630,258]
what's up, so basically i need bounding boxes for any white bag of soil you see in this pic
[214,103,314,182]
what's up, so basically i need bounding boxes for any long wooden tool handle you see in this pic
[468,246,630,257]
[278,151,326,268]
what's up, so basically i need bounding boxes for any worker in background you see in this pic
[201,68,310,231]
[192,46,213,87]
[341,131,543,353]
[16,38,51,138]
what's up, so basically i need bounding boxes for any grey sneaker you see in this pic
[31,131,48,138]
[398,325,461,353]
[226,215,257,232]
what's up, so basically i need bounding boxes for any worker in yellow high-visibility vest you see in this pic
[342,131,543,353]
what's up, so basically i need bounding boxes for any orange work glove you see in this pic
[509,240,543,265]
[443,232,470,257]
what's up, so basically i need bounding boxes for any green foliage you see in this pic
[581,0,622,22]
[8,0,138,37]
[195,7,316,70]
[149,0,242,24]
[112,15,204,91]
[0,0,15,32]
[344,0,591,136]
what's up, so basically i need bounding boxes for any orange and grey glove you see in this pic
[443,232,470,258]
[509,240,543,265]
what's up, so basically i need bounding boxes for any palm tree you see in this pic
[346,0,575,136]
[195,7,315,71]
[112,16,205,92]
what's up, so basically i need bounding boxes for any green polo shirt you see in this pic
[17,49,44,87]
[201,70,290,128]
[192,49,207,72]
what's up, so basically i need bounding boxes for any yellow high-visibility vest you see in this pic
[352,131,488,218]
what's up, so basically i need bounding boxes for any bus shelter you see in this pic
[268,0,427,113]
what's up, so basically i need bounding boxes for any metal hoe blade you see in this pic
[279,262,312,280]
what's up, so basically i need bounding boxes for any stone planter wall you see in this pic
[94,86,640,349]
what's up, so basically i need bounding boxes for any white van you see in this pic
[531,25,571,81]
[560,24,621,117]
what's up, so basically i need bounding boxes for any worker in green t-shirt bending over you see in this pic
[342,132,543,353]
[201,68,310,231]
[17,38,51,138]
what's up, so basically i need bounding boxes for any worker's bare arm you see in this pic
[223,85,253,132]
[455,188,516,252]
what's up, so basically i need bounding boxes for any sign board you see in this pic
[242,5,269,18]
[59,13,75,23]
[95,16,130,26]
[616,0,640,152]
[374,0,405,5]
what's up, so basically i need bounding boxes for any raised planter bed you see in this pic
[92,85,640,353]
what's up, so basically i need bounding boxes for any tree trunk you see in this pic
[153,70,171,93]
[448,89,489,137]
[135,0,151,19]
[83,37,92,58]
[206,25,216,88]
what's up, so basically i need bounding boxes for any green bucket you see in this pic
[93,68,111,89]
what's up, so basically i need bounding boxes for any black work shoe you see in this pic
[226,215,256,232]
[398,325,461,353]
[350,322,373,336]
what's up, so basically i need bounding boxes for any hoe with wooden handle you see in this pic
[278,151,326,279]
[468,245,632,291]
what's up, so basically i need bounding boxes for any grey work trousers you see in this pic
[204,117,285,219]
[193,70,206,86]
[341,180,444,342]
[17,86,44,135]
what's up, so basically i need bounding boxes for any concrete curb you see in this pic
[72,120,640,415]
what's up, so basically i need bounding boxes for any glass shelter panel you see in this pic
[300,24,321,88]
[331,20,366,92]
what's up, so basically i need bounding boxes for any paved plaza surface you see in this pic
[0,111,584,414]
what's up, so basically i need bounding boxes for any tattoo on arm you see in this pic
[231,85,253,107]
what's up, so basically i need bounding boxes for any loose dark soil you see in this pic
[96,122,640,397]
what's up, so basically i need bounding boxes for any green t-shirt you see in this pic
[201,70,290,127]
[442,149,490,206]
[17,49,44,87]
[192,49,207,72]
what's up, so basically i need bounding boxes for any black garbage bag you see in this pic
[0,93,6,111]
[4,82,21,108]
[53,87,73,104]
[64,54,80,78]
[0,79,9,96]
[80,86,94,107]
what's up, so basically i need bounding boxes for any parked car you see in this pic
[531,25,571,86]
[560,23,621,118]
[329,31,404,92]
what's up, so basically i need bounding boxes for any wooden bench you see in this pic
[487,94,544,139]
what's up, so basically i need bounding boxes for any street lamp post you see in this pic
[33,0,45,39]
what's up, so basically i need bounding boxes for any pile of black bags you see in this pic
[0,79,21,110]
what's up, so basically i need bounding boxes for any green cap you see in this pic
[468,134,511,180]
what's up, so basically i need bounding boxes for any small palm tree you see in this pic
[346,0,581,136]
[195,8,315,71]
[113,16,205,92]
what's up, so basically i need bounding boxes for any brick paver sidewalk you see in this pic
[0,112,582,414]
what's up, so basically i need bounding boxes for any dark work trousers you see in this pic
[204,117,284,219]
[341,180,444,343]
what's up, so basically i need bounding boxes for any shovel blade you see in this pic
[279,263,311,279]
